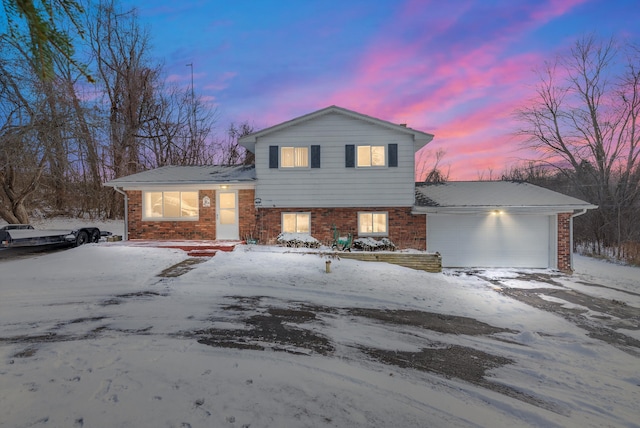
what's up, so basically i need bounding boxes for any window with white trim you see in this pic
[282,212,311,234]
[143,191,199,220]
[281,147,309,168]
[357,145,385,167]
[358,212,388,236]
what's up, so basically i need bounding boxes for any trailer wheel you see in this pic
[75,230,89,246]
[90,229,101,243]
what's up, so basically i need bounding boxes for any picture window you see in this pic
[143,191,199,220]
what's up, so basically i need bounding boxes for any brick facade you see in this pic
[255,206,426,250]
[238,189,257,240]
[126,191,425,249]
[126,189,255,241]
[557,212,572,272]
[124,189,574,271]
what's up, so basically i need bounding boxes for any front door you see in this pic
[216,190,239,240]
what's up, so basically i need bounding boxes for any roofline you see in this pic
[413,204,598,214]
[104,180,256,188]
[104,179,256,187]
[102,165,256,188]
[239,105,434,152]
[104,183,256,191]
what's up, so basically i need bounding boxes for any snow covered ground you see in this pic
[1,220,639,427]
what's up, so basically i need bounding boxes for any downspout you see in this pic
[569,209,588,271]
[113,186,128,241]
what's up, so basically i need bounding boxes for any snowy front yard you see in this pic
[0,242,639,427]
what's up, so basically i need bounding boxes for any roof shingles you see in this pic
[415,181,595,210]
[104,165,256,186]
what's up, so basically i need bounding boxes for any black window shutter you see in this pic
[345,145,355,168]
[269,146,278,168]
[388,144,398,167]
[311,145,321,168]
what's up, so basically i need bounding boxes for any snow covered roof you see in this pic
[104,165,256,188]
[238,105,435,153]
[414,181,597,213]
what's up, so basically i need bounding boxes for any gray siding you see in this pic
[254,113,416,208]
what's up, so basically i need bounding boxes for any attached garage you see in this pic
[414,181,597,271]
[426,213,554,268]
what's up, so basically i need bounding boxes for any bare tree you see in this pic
[0,36,53,223]
[39,74,75,213]
[501,162,554,183]
[0,0,106,222]
[1,0,231,223]
[87,0,158,178]
[85,0,165,218]
[139,82,218,168]
[416,148,449,183]
[215,121,255,165]
[516,35,640,254]
[54,58,110,217]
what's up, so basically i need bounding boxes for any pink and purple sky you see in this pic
[125,0,638,180]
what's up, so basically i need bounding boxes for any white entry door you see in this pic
[216,190,239,240]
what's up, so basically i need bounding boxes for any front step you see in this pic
[187,249,220,257]
[121,240,240,257]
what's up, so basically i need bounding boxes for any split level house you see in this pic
[104,105,596,271]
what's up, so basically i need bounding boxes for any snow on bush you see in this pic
[352,237,396,251]
[276,232,321,248]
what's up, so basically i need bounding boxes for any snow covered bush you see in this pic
[352,237,396,251]
[276,233,321,248]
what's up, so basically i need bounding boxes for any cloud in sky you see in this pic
[127,0,637,179]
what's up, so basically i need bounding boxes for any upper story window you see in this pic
[346,144,397,168]
[270,145,320,169]
[281,147,309,168]
[143,191,199,220]
[358,212,388,236]
[357,145,385,167]
[282,212,311,234]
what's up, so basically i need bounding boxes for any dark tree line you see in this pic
[1,0,250,223]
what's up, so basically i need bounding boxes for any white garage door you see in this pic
[427,214,552,268]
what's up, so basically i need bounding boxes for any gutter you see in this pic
[569,208,590,270]
[412,204,597,215]
[113,186,129,241]
[571,208,588,219]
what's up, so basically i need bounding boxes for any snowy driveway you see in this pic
[0,245,639,427]
[469,270,640,356]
